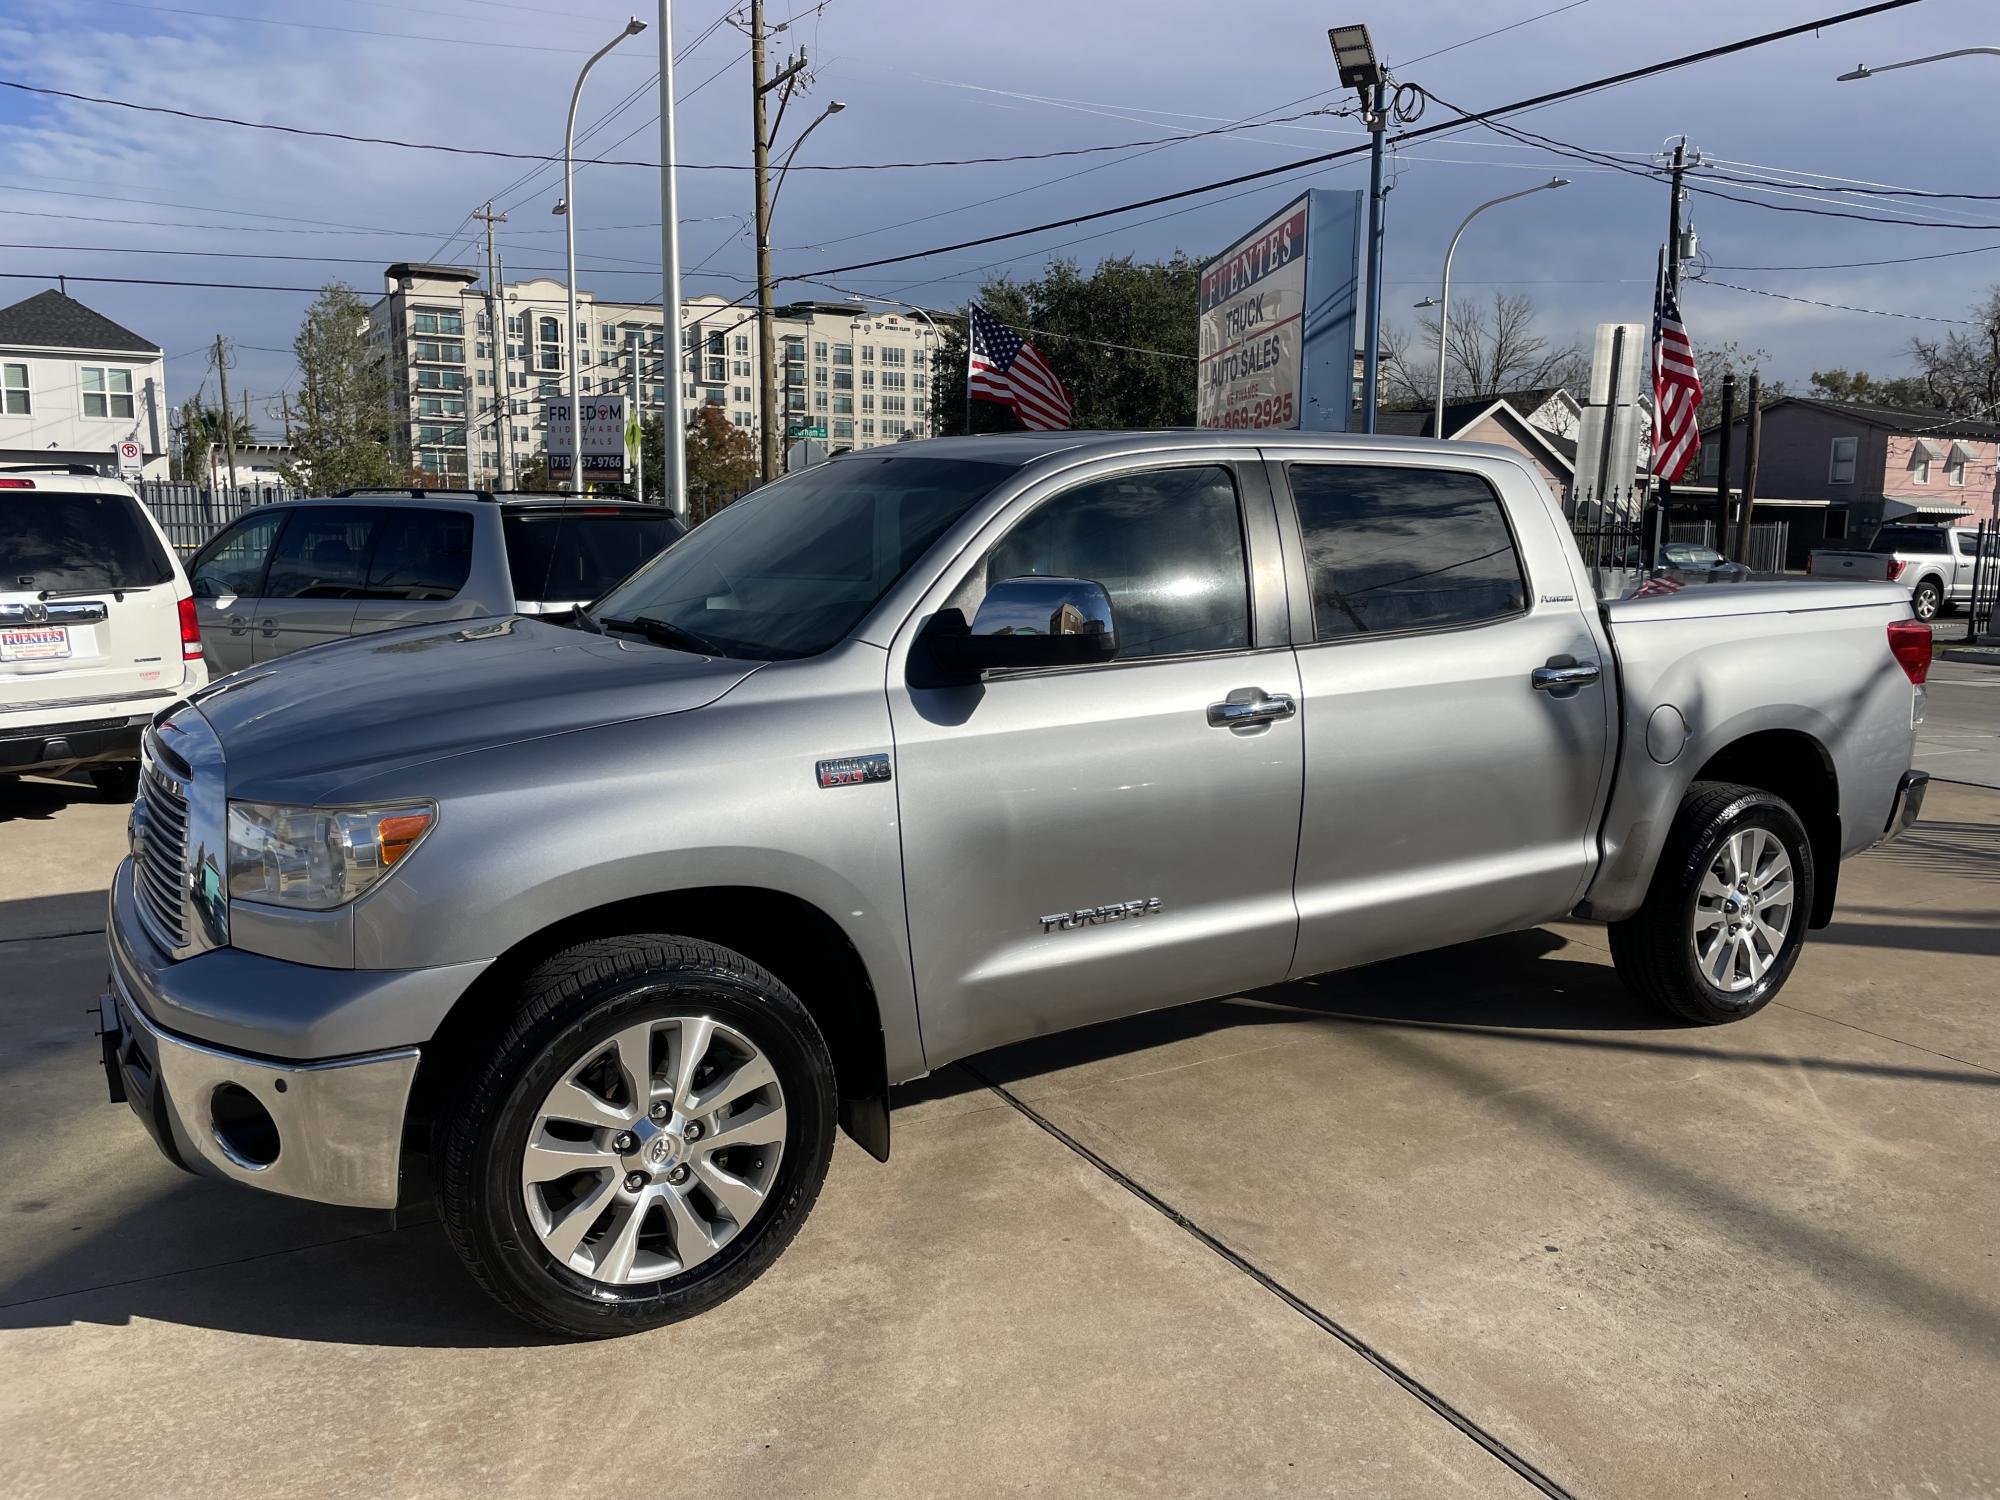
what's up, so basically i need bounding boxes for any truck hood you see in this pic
[189,615,760,802]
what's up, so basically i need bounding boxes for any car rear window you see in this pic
[1,490,174,591]
[1871,526,1949,555]
[502,508,684,603]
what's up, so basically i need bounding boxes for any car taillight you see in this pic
[177,595,203,660]
[0,477,34,488]
[1886,558,1907,582]
[1886,618,1931,685]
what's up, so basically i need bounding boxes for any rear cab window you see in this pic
[502,507,684,604]
[1871,527,1949,555]
[1,490,173,592]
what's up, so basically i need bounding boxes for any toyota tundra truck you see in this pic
[97,431,1932,1337]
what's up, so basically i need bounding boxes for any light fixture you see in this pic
[623,16,646,36]
[1328,24,1384,92]
[827,100,846,114]
[552,199,567,216]
[1413,295,1439,309]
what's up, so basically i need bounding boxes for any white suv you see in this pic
[1,467,207,798]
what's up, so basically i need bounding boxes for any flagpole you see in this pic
[962,301,975,436]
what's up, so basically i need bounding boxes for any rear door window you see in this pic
[365,507,474,600]
[1285,464,1526,640]
[262,506,379,599]
[1,490,173,591]
[190,511,285,598]
[502,508,684,603]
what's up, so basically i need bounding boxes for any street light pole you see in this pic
[657,0,687,520]
[1838,45,2000,80]
[1431,177,1570,433]
[562,16,646,493]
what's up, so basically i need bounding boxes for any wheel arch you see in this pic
[1688,728,1841,927]
[403,885,893,1202]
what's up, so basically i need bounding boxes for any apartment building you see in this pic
[370,265,942,487]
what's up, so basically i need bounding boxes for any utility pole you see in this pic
[1714,371,1736,557]
[475,201,511,490]
[657,0,688,519]
[1738,372,1763,566]
[1360,79,1388,434]
[747,2,808,484]
[212,335,239,500]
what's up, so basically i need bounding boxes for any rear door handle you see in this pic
[1208,691,1297,727]
[1532,662,1602,692]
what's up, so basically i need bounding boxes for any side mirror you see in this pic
[934,575,1117,673]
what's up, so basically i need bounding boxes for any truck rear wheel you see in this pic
[1609,782,1815,1025]
[1912,578,1942,621]
[437,934,836,1338]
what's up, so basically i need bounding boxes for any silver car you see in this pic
[98,432,1929,1337]
[185,489,684,671]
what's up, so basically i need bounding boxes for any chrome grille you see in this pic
[135,755,190,952]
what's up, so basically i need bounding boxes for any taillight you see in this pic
[1805,555,1815,575]
[1886,558,1907,582]
[1887,618,1932,685]
[0,477,35,489]
[177,595,203,660]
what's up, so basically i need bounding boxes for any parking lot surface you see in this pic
[2,773,1995,1498]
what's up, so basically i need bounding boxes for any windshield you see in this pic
[595,455,1008,660]
[1664,544,1722,566]
[1,490,174,592]
[503,508,684,603]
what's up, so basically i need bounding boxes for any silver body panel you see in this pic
[100,430,1922,1205]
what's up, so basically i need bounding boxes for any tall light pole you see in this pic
[657,0,687,519]
[1329,25,1387,434]
[1429,177,1569,432]
[1838,46,2000,80]
[768,100,844,221]
[561,16,646,492]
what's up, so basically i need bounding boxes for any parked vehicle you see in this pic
[185,489,685,671]
[1615,541,1753,582]
[2,466,206,798]
[98,432,1931,1337]
[1807,523,1990,620]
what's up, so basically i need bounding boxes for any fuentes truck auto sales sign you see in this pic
[1197,189,1362,433]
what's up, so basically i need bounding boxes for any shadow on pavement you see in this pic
[0,774,119,824]
[1861,820,2000,883]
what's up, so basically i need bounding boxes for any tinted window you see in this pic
[596,456,1004,660]
[982,466,1249,660]
[1870,526,1949,555]
[366,507,474,601]
[503,510,684,603]
[190,510,285,598]
[1287,464,1526,640]
[1,491,173,591]
[263,506,378,600]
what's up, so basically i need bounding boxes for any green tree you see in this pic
[683,407,758,522]
[282,282,402,494]
[931,254,1201,433]
[173,398,253,481]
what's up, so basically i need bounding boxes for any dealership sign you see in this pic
[1197,189,1362,432]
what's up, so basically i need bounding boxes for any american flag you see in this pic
[968,305,1072,431]
[1633,574,1687,598]
[1651,278,1703,481]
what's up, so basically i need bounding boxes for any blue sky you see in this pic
[1,0,1994,436]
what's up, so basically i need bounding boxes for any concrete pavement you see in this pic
[2,776,1996,1498]
[1916,659,2000,789]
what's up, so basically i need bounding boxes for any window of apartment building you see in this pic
[538,378,559,398]
[883,370,906,391]
[1949,456,1967,486]
[475,340,490,359]
[881,347,906,367]
[833,395,853,415]
[861,394,875,413]
[1914,455,1931,484]
[1829,436,1858,484]
[81,367,135,419]
[478,396,493,414]
[414,340,464,364]
[860,344,874,364]
[476,367,490,386]
[884,395,906,415]
[912,349,927,371]
[513,425,529,444]
[705,387,727,406]
[814,364,828,386]
[814,390,828,411]
[702,356,725,383]
[2,362,28,414]
[833,370,853,391]
[832,343,853,366]
[417,396,467,418]
[602,324,617,343]
[787,391,806,411]
[477,313,491,335]
[813,340,828,360]
[734,335,750,355]
[412,308,464,336]
[860,370,875,390]
[732,385,749,403]
[537,316,563,372]
[734,412,751,428]
[581,377,592,393]
[860,419,875,439]
[508,314,525,336]
[884,419,903,438]
[732,359,750,377]
[833,418,853,439]
[417,369,466,390]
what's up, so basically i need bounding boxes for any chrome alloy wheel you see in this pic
[1691,827,1795,994]
[521,1014,787,1286]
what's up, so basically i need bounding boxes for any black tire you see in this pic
[1609,781,1815,1025]
[1912,578,1942,621]
[90,764,140,802]
[437,934,836,1339]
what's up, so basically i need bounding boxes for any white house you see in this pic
[0,289,170,479]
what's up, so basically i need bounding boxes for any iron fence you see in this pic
[138,480,304,554]
[1966,519,1998,643]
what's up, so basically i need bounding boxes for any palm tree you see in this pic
[174,398,255,482]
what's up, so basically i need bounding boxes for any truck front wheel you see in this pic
[437,934,836,1338]
[1609,782,1815,1025]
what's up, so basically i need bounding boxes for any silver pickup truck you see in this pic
[98,431,1932,1337]
[1807,522,1992,620]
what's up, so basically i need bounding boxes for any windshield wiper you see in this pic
[601,614,728,657]
[565,603,605,634]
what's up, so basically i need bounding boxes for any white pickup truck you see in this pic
[1807,523,1991,621]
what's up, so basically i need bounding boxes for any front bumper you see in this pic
[0,712,150,773]
[1884,769,1930,843]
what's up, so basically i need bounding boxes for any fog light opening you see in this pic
[210,1082,280,1169]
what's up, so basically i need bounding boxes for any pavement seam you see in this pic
[0,927,104,946]
[963,1060,1579,1500]
[1770,998,2000,1076]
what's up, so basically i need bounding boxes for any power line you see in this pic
[1706,245,2000,272]
[772,0,1930,287]
[88,0,658,54]
[1689,278,1977,325]
[0,241,684,277]
[1394,0,1594,68]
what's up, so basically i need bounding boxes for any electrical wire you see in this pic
[88,0,658,55]
[1706,245,2000,272]
[1394,0,1594,68]
[1688,278,1978,325]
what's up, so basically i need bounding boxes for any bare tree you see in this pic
[1384,291,1586,412]
[1907,287,2000,413]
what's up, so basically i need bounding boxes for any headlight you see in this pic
[226,800,436,910]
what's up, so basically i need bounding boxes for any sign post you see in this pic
[544,395,629,487]
[1197,189,1363,433]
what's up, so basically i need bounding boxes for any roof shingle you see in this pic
[0,290,160,354]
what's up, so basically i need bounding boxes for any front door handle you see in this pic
[1532,661,1602,692]
[1208,691,1297,727]
[258,618,277,633]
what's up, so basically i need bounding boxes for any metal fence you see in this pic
[138,480,305,555]
[1965,519,1998,643]
[1667,520,1791,575]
